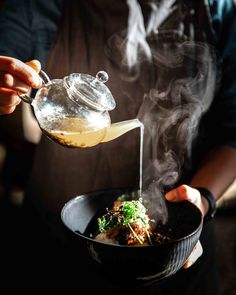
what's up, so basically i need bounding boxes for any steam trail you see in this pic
[106,1,217,224]
[138,42,216,223]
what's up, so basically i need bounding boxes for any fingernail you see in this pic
[15,86,29,93]
[183,260,192,269]
[26,60,41,72]
[32,76,42,88]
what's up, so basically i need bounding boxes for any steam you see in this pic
[105,1,217,224]
[139,40,216,223]
[140,43,216,178]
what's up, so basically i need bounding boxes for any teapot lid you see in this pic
[64,71,116,111]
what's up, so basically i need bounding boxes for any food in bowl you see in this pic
[95,198,173,246]
[61,189,203,286]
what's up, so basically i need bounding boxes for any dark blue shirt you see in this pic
[0,0,63,65]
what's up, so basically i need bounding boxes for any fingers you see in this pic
[182,241,203,269]
[165,186,204,269]
[0,104,17,114]
[165,184,200,202]
[25,60,41,73]
[165,184,203,213]
[0,56,42,88]
[0,57,42,115]
[0,88,21,114]
[0,73,31,93]
[165,184,208,215]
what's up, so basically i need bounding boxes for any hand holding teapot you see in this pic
[0,57,41,114]
[0,57,141,148]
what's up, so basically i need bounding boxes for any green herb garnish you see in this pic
[119,200,148,225]
[98,200,148,233]
[97,212,119,233]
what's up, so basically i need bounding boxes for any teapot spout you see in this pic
[101,119,142,143]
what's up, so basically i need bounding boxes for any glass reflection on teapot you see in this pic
[20,70,141,148]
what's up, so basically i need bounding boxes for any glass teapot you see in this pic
[20,70,141,148]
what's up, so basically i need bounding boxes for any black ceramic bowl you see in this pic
[61,188,203,286]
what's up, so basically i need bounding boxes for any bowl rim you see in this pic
[61,190,203,248]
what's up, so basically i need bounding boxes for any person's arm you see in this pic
[166,145,236,215]
[166,0,236,267]
[190,145,236,206]
[168,0,236,220]
[165,145,236,268]
[189,0,236,213]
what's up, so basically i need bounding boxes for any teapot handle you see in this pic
[19,70,51,104]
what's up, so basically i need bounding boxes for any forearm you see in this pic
[189,145,236,202]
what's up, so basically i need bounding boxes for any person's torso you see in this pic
[27,0,217,214]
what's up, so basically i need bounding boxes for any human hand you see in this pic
[165,184,208,268]
[0,56,42,114]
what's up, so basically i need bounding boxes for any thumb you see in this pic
[166,184,202,206]
[25,60,41,73]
